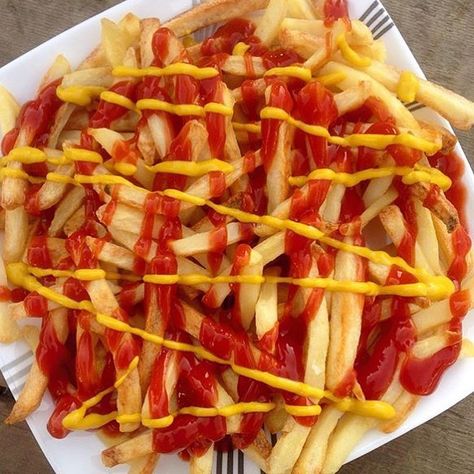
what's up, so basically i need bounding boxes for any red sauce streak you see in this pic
[261,80,293,171]
[208,225,228,274]
[357,298,416,400]
[324,0,350,27]
[201,19,256,56]
[0,286,11,301]
[295,81,338,168]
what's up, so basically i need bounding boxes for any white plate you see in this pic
[0,1,473,473]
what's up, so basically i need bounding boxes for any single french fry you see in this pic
[255,0,288,46]
[140,18,161,67]
[102,431,154,467]
[267,417,311,474]
[101,18,135,67]
[48,186,85,237]
[319,61,420,130]
[334,81,372,116]
[293,406,343,474]
[190,446,214,474]
[255,267,280,342]
[380,390,419,433]
[0,85,20,135]
[5,308,68,424]
[234,248,263,330]
[379,204,434,272]
[127,454,159,474]
[326,237,365,392]
[356,59,474,130]
[40,54,71,90]
[0,256,20,342]
[170,222,253,256]
[61,67,114,88]
[86,279,142,432]
[321,413,378,474]
[47,103,76,149]
[163,0,269,37]
[3,207,28,263]
[279,27,323,59]
[410,182,459,232]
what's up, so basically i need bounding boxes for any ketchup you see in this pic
[1,79,62,154]
[324,0,350,27]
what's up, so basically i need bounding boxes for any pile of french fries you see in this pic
[1,0,474,473]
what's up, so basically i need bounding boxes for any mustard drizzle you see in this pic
[5,263,395,422]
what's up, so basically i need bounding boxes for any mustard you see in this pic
[260,106,440,154]
[315,72,347,86]
[232,122,262,134]
[336,33,372,67]
[114,162,137,176]
[6,264,395,422]
[100,91,138,112]
[232,42,250,56]
[145,159,234,176]
[289,165,451,190]
[397,71,419,103]
[136,99,233,117]
[264,66,312,82]
[56,85,106,106]
[163,189,455,301]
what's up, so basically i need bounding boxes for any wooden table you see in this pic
[0,0,473,473]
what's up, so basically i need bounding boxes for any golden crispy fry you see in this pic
[6,308,68,424]
[190,446,213,474]
[163,0,269,37]
[0,85,20,135]
[255,0,288,46]
[320,62,420,130]
[358,60,474,129]
[293,406,343,474]
[326,238,365,392]
[3,207,28,263]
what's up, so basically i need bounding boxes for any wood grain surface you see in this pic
[0,0,473,473]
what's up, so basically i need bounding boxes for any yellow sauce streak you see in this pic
[336,33,372,67]
[289,165,451,190]
[264,66,312,82]
[0,168,44,183]
[232,122,261,134]
[64,148,103,163]
[74,173,145,191]
[397,71,420,103]
[1,146,103,167]
[5,263,395,421]
[100,91,138,112]
[136,99,233,117]
[28,266,106,281]
[114,162,137,176]
[96,313,395,421]
[6,262,95,312]
[316,72,347,86]
[46,173,79,186]
[145,159,234,176]
[56,85,106,106]
[260,106,440,155]
[232,42,250,56]
[113,63,219,80]
[63,356,139,430]
[162,189,454,300]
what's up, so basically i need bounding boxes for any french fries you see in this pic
[1,1,473,473]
